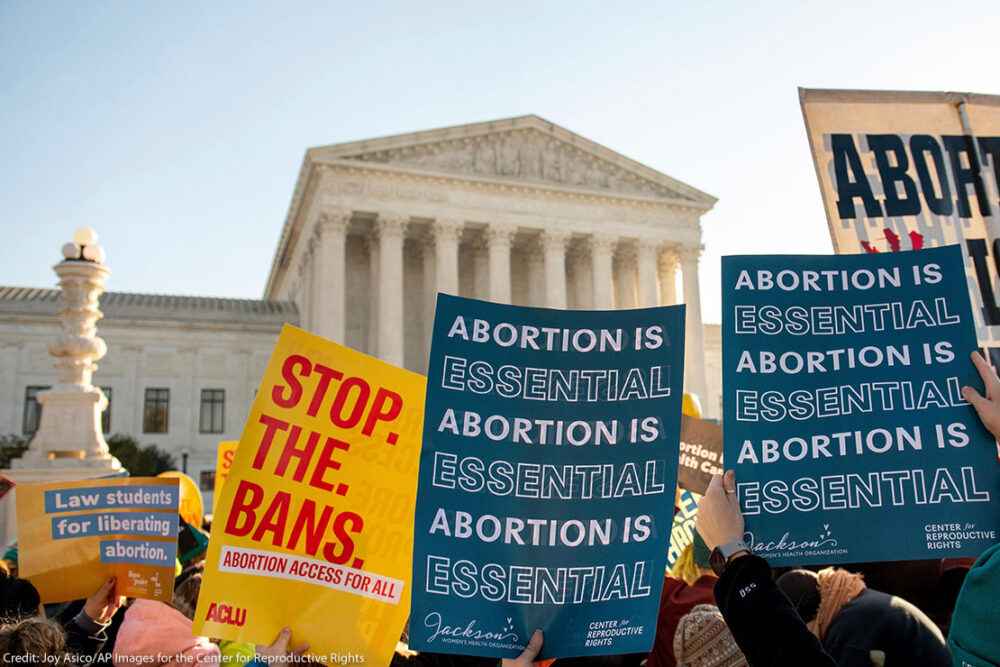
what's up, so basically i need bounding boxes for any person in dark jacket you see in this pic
[58,577,124,661]
[776,567,950,666]
[695,470,836,667]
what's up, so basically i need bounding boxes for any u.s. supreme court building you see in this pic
[0,116,719,508]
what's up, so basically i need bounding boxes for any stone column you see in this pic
[637,239,659,308]
[306,237,319,331]
[680,245,708,401]
[486,225,514,303]
[658,246,679,305]
[590,234,615,309]
[473,239,489,299]
[422,233,436,359]
[377,214,408,366]
[366,233,380,357]
[615,243,638,309]
[541,230,570,309]
[526,245,545,306]
[314,210,349,342]
[568,241,593,309]
[433,219,463,296]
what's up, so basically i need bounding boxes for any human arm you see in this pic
[962,351,1000,440]
[696,472,836,667]
[61,577,123,658]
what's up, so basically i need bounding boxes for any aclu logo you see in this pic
[205,601,247,627]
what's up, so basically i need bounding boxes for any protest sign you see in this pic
[158,471,203,528]
[666,490,701,569]
[212,440,239,515]
[800,88,1000,358]
[723,245,1000,566]
[193,325,424,665]
[17,476,179,603]
[677,416,723,494]
[410,295,685,659]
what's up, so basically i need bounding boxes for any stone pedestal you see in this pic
[2,228,123,546]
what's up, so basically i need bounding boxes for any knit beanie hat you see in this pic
[949,542,1000,667]
[674,604,748,667]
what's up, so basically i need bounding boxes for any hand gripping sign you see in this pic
[17,476,180,603]
[193,325,425,664]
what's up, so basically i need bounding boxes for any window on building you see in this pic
[199,389,225,434]
[101,386,112,434]
[199,470,215,492]
[22,386,50,435]
[143,388,170,433]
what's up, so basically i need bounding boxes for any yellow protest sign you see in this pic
[193,325,424,664]
[17,476,180,603]
[213,441,239,515]
[158,471,204,528]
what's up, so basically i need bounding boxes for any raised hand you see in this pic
[695,470,745,551]
[255,627,309,662]
[502,629,543,666]
[83,577,125,624]
[962,351,1000,440]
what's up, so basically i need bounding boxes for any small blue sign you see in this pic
[44,485,179,513]
[409,295,686,660]
[51,512,178,540]
[723,246,1000,565]
[99,539,177,567]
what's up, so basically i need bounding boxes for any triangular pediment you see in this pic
[308,115,716,204]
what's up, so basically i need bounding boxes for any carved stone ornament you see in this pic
[341,128,693,200]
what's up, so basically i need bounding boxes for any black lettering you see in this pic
[910,135,953,215]
[966,238,1000,326]
[867,134,920,216]
[833,134,883,219]
[944,136,991,218]
[978,137,1000,213]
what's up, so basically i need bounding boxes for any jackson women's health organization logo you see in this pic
[423,612,521,650]
[745,524,847,559]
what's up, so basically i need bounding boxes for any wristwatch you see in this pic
[709,539,750,576]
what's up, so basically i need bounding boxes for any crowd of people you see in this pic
[1,352,998,667]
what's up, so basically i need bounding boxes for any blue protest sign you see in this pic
[666,490,700,569]
[723,245,1000,566]
[409,295,685,660]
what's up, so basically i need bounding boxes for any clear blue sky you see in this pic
[3,1,997,323]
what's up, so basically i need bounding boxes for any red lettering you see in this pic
[272,354,311,408]
[306,364,344,416]
[287,498,334,554]
[362,388,403,436]
[309,437,350,491]
[330,377,370,428]
[251,491,291,546]
[252,414,290,470]
[324,511,364,565]
[224,480,264,537]
[274,426,319,482]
